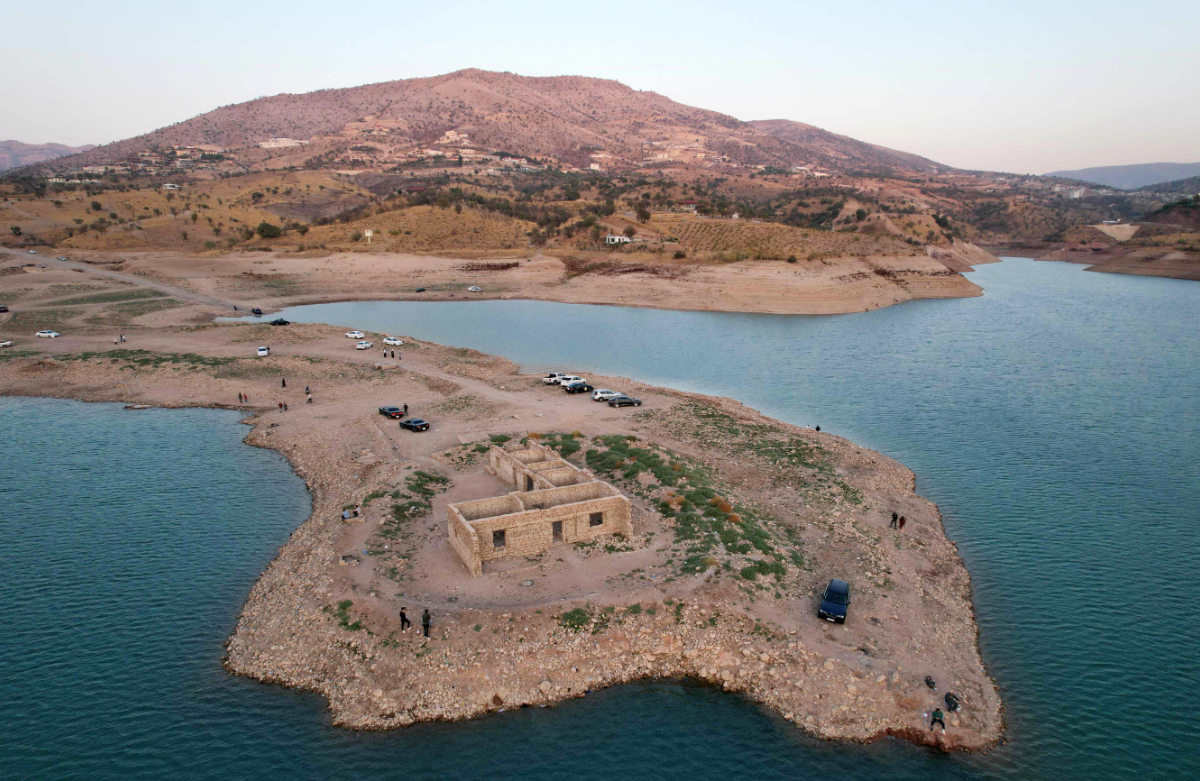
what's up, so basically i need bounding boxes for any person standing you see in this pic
[281,377,286,388]
[278,402,283,412]
[890,512,899,529]
[930,707,947,734]
[400,608,411,631]
[304,385,309,395]
[283,402,288,412]
[421,608,431,638]
[402,403,408,416]
[898,516,906,530]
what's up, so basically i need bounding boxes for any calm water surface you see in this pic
[5,259,1198,779]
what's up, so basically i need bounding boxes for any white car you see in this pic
[0,340,13,349]
[542,372,568,384]
[355,340,373,350]
[256,346,270,357]
[592,388,622,402]
[557,375,584,386]
[345,330,365,339]
[36,329,59,338]
[383,336,404,346]
[467,285,483,292]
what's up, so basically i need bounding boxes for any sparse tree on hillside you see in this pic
[635,206,651,223]
[10,226,21,236]
[623,225,636,239]
[256,222,282,239]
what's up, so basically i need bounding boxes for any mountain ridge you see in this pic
[0,140,96,172]
[1046,161,1200,190]
[25,69,950,176]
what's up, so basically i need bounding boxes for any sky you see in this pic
[3,0,1197,174]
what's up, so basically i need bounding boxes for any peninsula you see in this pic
[0,250,1002,751]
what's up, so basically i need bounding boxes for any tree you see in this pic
[10,226,21,236]
[90,201,102,211]
[256,222,282,239]
[623,225,636,239]
[635,206,651,223]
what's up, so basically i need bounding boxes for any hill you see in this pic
[0,140,95,172]
[1138,175,1200,195]
[1045,162,1200,190]
[748,119,946,174]
[26,69,949,176]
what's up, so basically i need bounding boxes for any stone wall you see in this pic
[448,445,634,576]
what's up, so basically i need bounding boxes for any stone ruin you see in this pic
[447,442,633,576]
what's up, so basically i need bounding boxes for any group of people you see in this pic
[383,349,400,359]
[234,378,315,408]
[889,511,907,530]
[399,607,432,637]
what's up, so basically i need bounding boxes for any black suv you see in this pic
[818,579,851,623]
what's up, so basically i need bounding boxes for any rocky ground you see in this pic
[0,253,1002,752]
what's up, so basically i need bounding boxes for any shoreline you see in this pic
[0,257,1003,752]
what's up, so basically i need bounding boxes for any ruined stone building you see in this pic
[448,443,633,576]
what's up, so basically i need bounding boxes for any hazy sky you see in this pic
[4,0,1197,173]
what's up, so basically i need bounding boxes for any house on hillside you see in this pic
[677,200,698,213]
[605,234,631,246]
[161,183,181,190]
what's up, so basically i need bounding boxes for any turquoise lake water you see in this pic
[5,258,1198,779]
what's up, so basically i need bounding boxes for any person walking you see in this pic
[238,392,243,403]
[306,396,313,404]
[898,516,906,531]
[278,402,283,412]
[402,403,408,416]
[400,608,411,631]
[890,512,899,529]
[304,385,309,395]
[281,377,286,388]
[930,707,947,734]
[283,402,288,412]
[421,608,431,638]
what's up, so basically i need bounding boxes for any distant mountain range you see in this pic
[27,69,950,176]
[0,140,95,172]
[1046,162,1200,190]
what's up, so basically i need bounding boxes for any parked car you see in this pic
[399,418,430,432]
[0,340,13,348]
[0,305,9,313]
[415,287,427,293]
[355,340,373,350]
[557,375,584,386]
[378,406,403,419]
[564,381,594,394]
[467,285,483,292]
[36,329,59,338]
[251,307,263,316]
[383,336,404,346]
[591,388,621,402]
[256,346,270,357]
[269,318,290,326]
[28,249,37,254]
[57,256,68,261]
[818,579,851,623]
[345,330,365,339]
[542,372,568,384]
[607,395,642,407]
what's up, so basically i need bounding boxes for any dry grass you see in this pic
[648,214,916,260]
[299,205,534,253]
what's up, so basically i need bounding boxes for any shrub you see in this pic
[255,222,281,239]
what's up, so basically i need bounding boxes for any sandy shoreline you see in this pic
[0,255,1002,752]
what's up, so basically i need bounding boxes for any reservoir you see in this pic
[5,258,1198,779]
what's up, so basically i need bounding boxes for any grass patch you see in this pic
[52,288,168,306]
[56,349,235,369]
